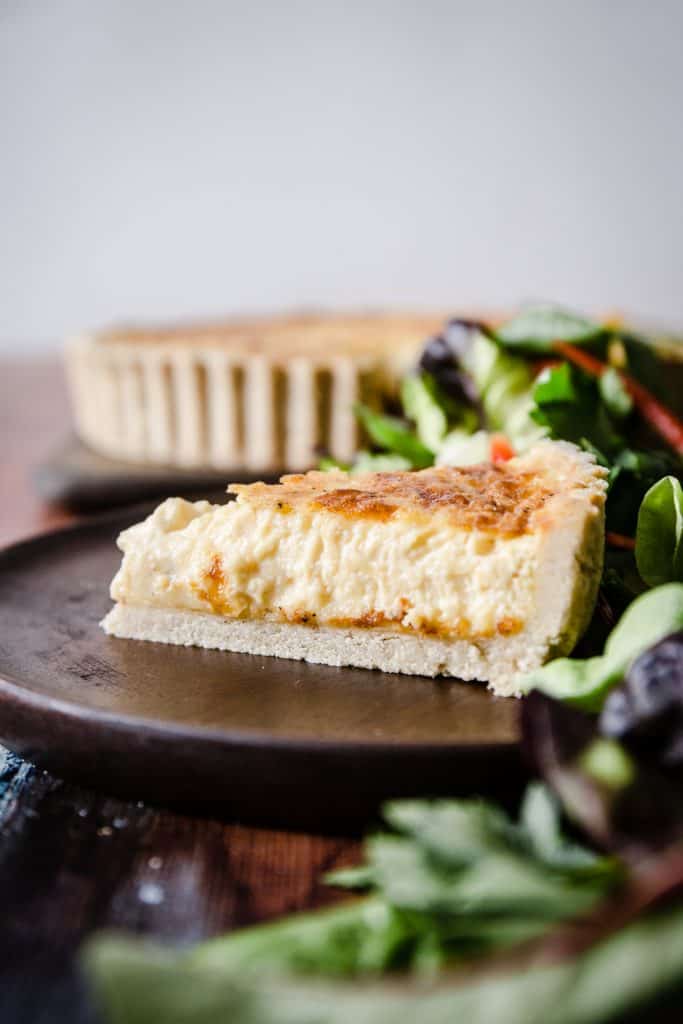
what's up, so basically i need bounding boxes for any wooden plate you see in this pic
[0,510,523,828]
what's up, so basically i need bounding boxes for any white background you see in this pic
[2,0,682,353]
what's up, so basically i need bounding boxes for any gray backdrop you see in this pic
[2,0,682,353]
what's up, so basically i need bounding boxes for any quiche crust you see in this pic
[66,313,443,471]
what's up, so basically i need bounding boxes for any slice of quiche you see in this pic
[102,441,606,696]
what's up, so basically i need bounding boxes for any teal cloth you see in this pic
[0,746,31,825]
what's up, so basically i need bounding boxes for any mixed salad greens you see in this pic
[86,606,683,1020]
[327,305,681,530]
[83,305,683,1022]
[325,303,683,702]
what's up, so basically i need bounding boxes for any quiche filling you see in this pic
[111,499,541,641]
[109,445,601,644]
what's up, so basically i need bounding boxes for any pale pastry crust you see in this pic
[101,441,607,695]
[65,312,444,471]
[101,606,576,697]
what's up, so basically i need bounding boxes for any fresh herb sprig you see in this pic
[185,784,616,979]
[83,788,624,1023]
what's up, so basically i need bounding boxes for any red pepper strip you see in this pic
[621,376,683,455]
[552,342,605,376]
[553,341,683,456]
[490,433,515,463]
[606,531,636,550]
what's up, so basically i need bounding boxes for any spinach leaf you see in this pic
[530,364,621,456]
[191,899,382,977]
[527,363,683,535]
[618,330,681,409]
[364,812,606,922]
[380,798,510,867]
[353,404,434,468]
[521,584,683,710]
[83,904,683,1024]
[635,476,683,586]
[533,362,576,404]
[606,448,683,536]
[83,786,622,1023]
[494,304,605,353]
[516,784,609,873]
[176,788,615,982]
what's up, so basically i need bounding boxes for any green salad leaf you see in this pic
[194,899,388,978]
[317,456,350,472]
[436,429,491,467]
[82,787,627,1023]
[533,361,576,404]
[598,367,633,420]
[494,304,605,353]
[606,448,683,536]
[84,902,683,1024]
[635,476,683,586]
[618,330,683,410]
[526,362,682,536]
[353,404,433,468]
[166,787,614,983]
[454,333,542,451]
[530,363,621,457]
[515,784,610,872]
[521,584,683,710]
[352,452,413,473]
[319,452,414,474]
[400,373,450,451]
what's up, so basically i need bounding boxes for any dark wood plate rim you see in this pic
[0,514,520,759]
[0,668,517,758]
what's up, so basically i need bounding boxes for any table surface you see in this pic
[0,358,360,1019]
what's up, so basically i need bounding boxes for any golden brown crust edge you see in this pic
[229,440,608,538]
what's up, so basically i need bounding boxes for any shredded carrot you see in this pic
[531,358,562,378]
[553,342,606,377]
[620,377,683,455]
[553,341,683,456]
[606,531,636,550]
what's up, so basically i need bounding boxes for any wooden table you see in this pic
[0,359,359,1021]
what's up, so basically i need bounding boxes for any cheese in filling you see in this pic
[111,496,540,640]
